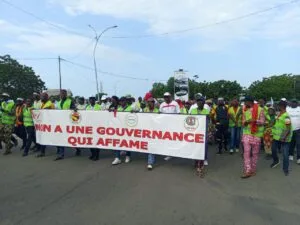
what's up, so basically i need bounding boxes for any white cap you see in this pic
[218,97,224,101]
[101,95,107,101]
[17,98,24,101]
[163,92,171,96]
[281,98,287,102]
[1,93,9,97]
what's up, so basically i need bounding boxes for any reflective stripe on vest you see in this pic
[86,104,101,111]
[23,107,34,127]
[1,101,16,125]
[242,106,264,138]
[272,112,292,142]
[58,98,72,110]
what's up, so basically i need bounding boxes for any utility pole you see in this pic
[58,56,62,92]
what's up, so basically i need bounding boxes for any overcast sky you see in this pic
[1,0,299,98]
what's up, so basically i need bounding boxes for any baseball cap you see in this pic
[163,92,171,97]
[17,98,24,101]
[1,93,10,97]
[101,95,107,101]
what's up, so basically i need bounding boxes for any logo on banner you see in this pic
[125,114,138,127]
[184,116,199,131]
[70,111,81,124]
[32,111,42,123]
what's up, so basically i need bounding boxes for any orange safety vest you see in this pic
[15,105,24,126]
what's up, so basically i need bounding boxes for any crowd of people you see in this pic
[0,89,299,178]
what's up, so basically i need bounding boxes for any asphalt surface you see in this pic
[0,145,300,225]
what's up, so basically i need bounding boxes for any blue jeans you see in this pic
[115,151,131,158]
[229,127,241,149]
[57,147,65,158]
[272,140,289,173]
[148,154,155,165]
[289,129,300,159]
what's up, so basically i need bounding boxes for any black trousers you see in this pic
[14,125,27,147]
[24,126,35,154]
[215,124,229,152]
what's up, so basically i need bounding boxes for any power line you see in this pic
[0,0,89,38]
[1,0,298,40]
[109,0,300,39]
[61,58,150,81]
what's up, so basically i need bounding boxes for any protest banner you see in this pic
[32,110,207,160]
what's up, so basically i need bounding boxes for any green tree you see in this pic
[151,82,167,98]
[248,74,300,101]
[0,55,46,99]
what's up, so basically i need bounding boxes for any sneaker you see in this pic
[230,149,234,154]
[147,164,153,170]
[270,161,280,168]
[204,160,208,166]
[112,158,121,165]
[289,155,294,161]
[125,156,131,163]
[54,156,64,161]
[164,156,172,161]
[235,148,239,153]
[297,159,300,165]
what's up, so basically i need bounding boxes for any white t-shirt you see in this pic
[188,103,211,114]
[287,107,300,131]
[159,101,180,114]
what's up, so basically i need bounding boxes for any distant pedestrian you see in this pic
[241,96,265,178]
[21,99,35,157]
[228,98,242,154]
[270,99,292,176]
[287,99,300,164]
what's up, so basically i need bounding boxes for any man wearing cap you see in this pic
[15,98,27,150]
[190,96,210,177]
[21,98,35,157]
[55,89,76,160]
[211,97,229,154]
[270,99,293,175]
[144,97,160,170]
[36,93,55,158]
[86,97,101,161]
[100,95,110,110]
[112,97,133,165]
[33,92,42,110]
[287,99,300,164]
[241,96,265,178]
[0,93,16,155]
[76,97,86,110]
[159,92,180,161]
[228,98,242,154]
[188,93,210,114]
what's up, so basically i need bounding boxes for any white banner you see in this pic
[32,110,207,160]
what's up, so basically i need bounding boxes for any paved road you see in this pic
[0,146,300,225]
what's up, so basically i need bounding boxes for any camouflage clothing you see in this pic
[0,124,14,154]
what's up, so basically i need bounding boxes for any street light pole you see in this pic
[88,24,118,102]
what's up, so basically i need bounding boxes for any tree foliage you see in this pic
[0,55,46,99]
[151,73,299,101]
[247,74,300,101]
